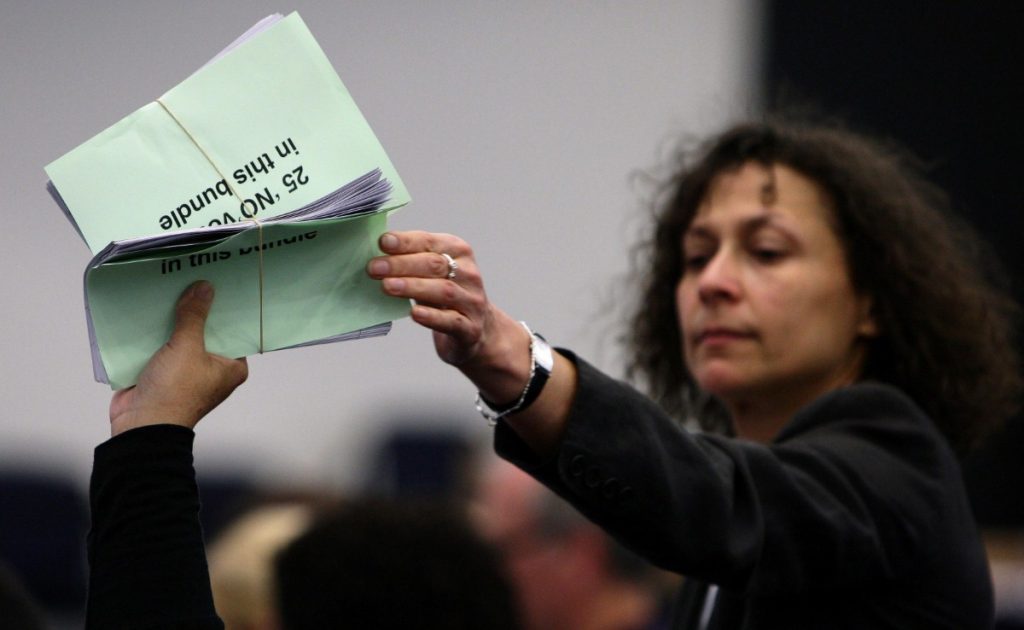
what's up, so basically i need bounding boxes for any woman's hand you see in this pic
[368,230,578,455]
[108,281,249,437]
[366,230,533,404]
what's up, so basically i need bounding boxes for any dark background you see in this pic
[763,1,1024,527]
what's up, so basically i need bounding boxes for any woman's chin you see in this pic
[693,366,756,402]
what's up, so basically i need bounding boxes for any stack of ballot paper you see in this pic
[45,12,411,389]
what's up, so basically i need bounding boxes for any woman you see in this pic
[367,118,1021,628]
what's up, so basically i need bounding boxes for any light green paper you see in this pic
[87,213,409,389]
[46,12,409,254]
[46,13,413,387]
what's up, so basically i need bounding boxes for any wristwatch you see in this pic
[476,322,554,425]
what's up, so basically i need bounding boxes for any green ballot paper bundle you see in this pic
[45,12,411,389]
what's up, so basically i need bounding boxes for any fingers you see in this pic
[377,231,473,258]
[369,231,481,291]
[369,231,484,311]
[169,281,214,349]
[382,275,483,311]
[410,303,481,342]
[369,252,480,285]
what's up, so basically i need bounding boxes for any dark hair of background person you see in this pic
[0,562,47,630]
[274,496,521,630]
[626,115,1021,457]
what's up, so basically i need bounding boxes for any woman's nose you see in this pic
[697,251,741,303]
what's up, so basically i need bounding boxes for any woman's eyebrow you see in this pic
[740,213,800,242]
[687,210,790,236]
[682,224,716,242]
[743,214,777,233]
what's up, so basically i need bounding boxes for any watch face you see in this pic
[533,334,555,373]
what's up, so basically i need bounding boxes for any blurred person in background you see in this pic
[0,561,47,630]
[207,502,314,630]
[472,455,674,630]
[275,496,519,630]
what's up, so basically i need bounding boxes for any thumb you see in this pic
[169,280,214,348]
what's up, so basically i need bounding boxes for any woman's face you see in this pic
[676,162,876,414]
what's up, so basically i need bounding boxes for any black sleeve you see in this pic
[495,351,960,596]
[86,424,223,630]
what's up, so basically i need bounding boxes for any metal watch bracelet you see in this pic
[475,322,554,425]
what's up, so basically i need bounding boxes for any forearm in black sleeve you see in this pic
[496,351,948,594]
[86,424,223,630]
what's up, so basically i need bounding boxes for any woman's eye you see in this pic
[684,254,710,270]
[752,248,785,263]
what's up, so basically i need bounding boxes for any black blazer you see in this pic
[495,351,993,629]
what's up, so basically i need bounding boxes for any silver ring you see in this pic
[441,252,458,279]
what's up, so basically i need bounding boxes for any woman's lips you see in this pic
[695,328,754,346]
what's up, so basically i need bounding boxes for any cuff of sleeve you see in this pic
[493,347,582,477]
[494,349,661,511]
[94,424,196,470]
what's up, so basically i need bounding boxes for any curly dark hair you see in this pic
[626,116,1021,455]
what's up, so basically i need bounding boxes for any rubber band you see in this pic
[242,218,266,354]
[155,98,246,202]
[157,98,265,353]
